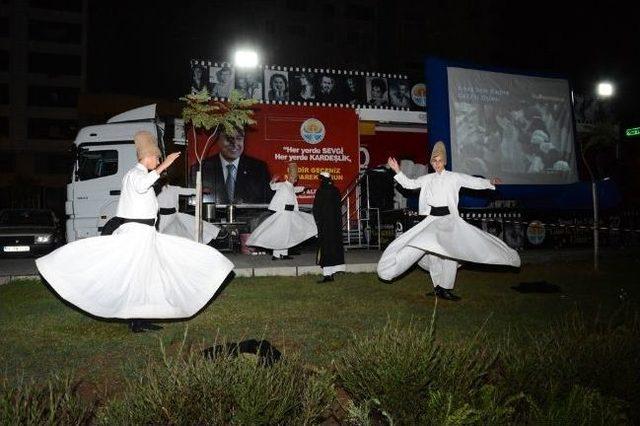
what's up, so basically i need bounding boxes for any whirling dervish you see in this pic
[156,180,220,243]
[36,131,234,331]
[377,141,520,300]
[247,162,317,260]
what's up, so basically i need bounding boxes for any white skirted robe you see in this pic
[377,170,520,289]
[246,181,317,257]
[157,184,220,243]
[36,163,234,319]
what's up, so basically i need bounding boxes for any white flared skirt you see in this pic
[158,212,220,243]
[246,210,317,250]
[377,215,520,281]
[36,222,234,319]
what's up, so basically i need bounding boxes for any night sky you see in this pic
[87,0,639,124]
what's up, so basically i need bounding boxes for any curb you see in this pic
[0,264,379,285]
[0,274,40,285]
[233,263,377,278]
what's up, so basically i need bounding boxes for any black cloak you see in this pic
[312,177,345,267]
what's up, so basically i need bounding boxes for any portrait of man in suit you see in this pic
[196,128,272,205]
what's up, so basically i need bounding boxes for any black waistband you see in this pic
[284,204,295,211]
[100,216,156,235]
[429,206,450,216]
[159,207,177,215]
[121,218,156,226]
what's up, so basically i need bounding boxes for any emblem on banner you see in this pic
[411,83,426,107]
[526,220,546,245]
[300,118,325,144]
[359,147,370,170]
[395,221,404,237]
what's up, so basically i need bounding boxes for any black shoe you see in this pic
[129,320,145,333]
[434,286,461,301]
[317,275,334,283]
[141,321,163,331]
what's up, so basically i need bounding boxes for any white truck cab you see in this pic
[66,104,165,242]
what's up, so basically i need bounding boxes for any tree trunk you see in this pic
[582,149,598,271]
[195,168,203,243]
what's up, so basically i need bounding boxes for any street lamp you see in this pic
[591,80,615,271]
[596,81,614,98]
[234,50,259,68]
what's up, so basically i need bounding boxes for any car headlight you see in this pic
[35,234,52,244]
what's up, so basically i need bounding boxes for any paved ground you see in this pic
[0,246,600,285]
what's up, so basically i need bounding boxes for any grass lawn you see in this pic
[1,250,638,399]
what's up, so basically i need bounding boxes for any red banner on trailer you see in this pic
[360,130,429,169]
[187,104,360,204]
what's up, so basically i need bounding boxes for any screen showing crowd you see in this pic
[447,67,578,185]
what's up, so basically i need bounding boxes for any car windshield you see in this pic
[0,210,54,227]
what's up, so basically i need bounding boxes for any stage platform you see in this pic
[228,249,380,277]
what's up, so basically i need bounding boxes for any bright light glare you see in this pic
[597,82,614,98]
[35,234,52,243]
[234,50,258,68]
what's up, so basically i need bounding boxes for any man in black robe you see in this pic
[312,172,345,282]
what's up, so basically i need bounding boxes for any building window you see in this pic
[0,17,8,38]
[34,152,74,175]
[265,20,276,35]
[29,0,83,12]
[0,84,8,105]
[28,52,82,76]
[0,116,8,138]
[28,86,79,107]
[323,3,336,18]
[286,0,307,12]
[322,31,334,44]
[0,150,16,172]
[27,118,77,140]
[347,29,360,45]
[28,20,82,44]
[286,24,306,38]
[345,3,373,20]
[0,50,8,71]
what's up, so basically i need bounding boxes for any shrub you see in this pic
[97,333,335,425]
[531,385,628,425]
[336,304,640,425]
[0,373,94,425]
[499,305,640,422]
[334,311,522,424]
[335,317,441,423]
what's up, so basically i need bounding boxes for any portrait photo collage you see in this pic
[190,60,426,111]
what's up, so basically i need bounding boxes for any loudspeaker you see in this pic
[364,168,395,210]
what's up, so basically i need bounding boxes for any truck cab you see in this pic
[66,104,165,242]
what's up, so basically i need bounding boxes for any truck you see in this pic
[65,104,166,242]
[64,102,627,253]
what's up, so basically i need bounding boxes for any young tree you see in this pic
[580,121,618,271]
[580,121,618,181]
[180,88,257,242]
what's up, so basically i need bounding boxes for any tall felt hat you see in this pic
[430,141,447,165]
[287,162,298,180]
[134,131,161,159]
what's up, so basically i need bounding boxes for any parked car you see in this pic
[0,209,62,256]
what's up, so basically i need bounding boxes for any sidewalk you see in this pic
[0,246,606,285]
